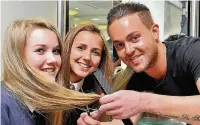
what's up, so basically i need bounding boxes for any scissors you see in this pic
[80,87,91,116]
[85,105,90,116]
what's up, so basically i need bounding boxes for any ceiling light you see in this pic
[69,10,78,16]
[98,24,107,30]
[75,18,80,20]
[80,21,92,25]
[91,18,100,21]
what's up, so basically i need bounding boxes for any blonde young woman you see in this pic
[62,24,113,124]
[1,18,100,125]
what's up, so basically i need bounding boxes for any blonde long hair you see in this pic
[2,18,100,113]
[112,66,134,91]
[63,24,113,84]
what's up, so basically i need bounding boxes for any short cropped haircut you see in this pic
[107,2,154,29]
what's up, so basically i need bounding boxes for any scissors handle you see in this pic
[80,87,91,116]
[86,106,90,116]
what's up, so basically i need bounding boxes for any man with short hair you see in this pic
[77,2,200,125]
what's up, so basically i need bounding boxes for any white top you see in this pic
[70,78,84,91]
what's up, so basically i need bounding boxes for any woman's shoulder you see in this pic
[1,82,35,125]
[1,82,14,105]
[1,82,28,112]
[1,82,18,104]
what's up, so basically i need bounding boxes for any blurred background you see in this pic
[1,1,199,124]
[2,0,199,57]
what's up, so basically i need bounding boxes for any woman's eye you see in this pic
[53,49,61,55]
[77,46,84,51]
[134,37,138,40]
[92,50,100,56]
[35,48,44,53]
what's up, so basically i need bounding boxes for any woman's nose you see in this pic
[83,51,91,61]
[46,53,56,64]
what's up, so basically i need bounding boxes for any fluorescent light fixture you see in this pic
[69,10,78,16]
[98,24,107,30]
[75,18,80,20]
[91,18,100,21]
[80,21,92,25]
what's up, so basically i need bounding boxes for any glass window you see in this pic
[123,0,188,41]
[164,1,188,39]
[68,0,121,58]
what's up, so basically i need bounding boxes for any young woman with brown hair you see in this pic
[1,18,100,125]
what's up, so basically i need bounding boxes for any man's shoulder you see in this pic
[164,36,200,61]
[164,36,200,49]
[176,36,199,46]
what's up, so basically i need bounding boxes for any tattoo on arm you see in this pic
[151,112,200,122]
[192,115,200,121]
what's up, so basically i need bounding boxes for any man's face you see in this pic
[109,14,159,73]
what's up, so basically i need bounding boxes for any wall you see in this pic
[1,1,58,76]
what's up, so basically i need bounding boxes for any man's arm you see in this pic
[146,79,200,125]
[99,81,200,125]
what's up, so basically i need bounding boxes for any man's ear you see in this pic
[151,24,159,40]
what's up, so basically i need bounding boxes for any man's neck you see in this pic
[145,43,167,80]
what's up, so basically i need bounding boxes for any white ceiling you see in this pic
[69,0,121,25]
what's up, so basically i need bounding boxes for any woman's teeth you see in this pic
[78,62,90,68]
[43,69,55,72]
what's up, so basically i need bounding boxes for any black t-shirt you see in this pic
[127,36,200,96]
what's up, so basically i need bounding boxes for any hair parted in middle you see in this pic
[107,2,154,30]
[2,18,100,113]
[63,24,113,84]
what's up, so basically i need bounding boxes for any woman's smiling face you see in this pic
[25,28,61,81]
[70,31,103,82]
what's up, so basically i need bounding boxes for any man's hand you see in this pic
[99,90,147,119]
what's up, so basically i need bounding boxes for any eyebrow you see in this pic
[93,48,102,51]
[33,44,46,47]
[77,43,102,51]
[113,40,120,43]
[34,44,60,48]
[113,31,138,43]
[126,32,134,40]
[54,45,60,48]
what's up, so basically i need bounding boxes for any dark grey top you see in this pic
[1,82,46,125]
